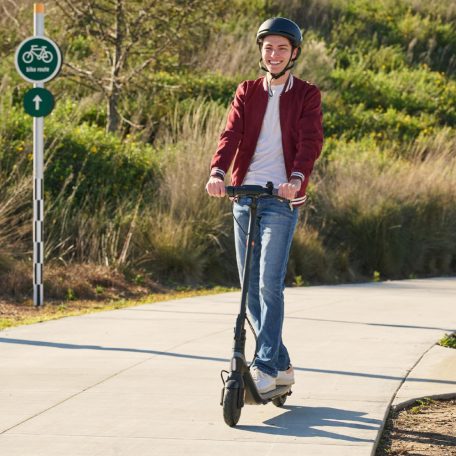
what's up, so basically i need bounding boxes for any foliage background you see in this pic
[1,0,455,300]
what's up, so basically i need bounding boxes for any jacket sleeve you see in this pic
[291,85,323,181]
[209,82,246,180]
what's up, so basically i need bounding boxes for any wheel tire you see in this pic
[223,388,242,427]
[272,394,288,407]
[22,52,33,64]
[42,51,53,63]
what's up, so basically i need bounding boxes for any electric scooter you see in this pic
[220,182,292,427]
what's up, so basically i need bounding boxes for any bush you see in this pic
[330,65,456,124]
[308,133,456,280]
[45,116,158,205]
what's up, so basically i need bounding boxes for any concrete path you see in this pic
[0,278,455,456]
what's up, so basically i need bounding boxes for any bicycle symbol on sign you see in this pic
[22,45,53,64]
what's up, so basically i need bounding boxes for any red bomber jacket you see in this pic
[210,75,323,206]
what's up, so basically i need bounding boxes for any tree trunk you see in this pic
[106,0,124,133]
[107,91,120,133]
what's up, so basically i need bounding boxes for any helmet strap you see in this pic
[265,72,291,97]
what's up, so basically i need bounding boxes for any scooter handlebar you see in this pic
[225,182,282,199]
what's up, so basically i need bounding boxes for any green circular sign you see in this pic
[23,88,55,117]
[15,37,62,83]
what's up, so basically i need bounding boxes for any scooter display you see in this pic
[220,182,292,427]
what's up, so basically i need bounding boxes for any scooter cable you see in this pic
[231,204,248,237]
[231,202,261,366]
[246,313,259,367]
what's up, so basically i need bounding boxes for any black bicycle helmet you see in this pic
[256,17,302,47]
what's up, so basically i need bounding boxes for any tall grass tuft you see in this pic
[294,130,456,282]
[198,24,259,79]
[132,99,238,285]
[0,159,31,260]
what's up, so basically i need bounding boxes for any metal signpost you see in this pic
[15,4,62,307]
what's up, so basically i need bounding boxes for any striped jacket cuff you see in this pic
[210,168,226,180]
[291,194,308,206]
[290,171,305,182]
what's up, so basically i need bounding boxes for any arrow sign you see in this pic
[33,95,43,110]
[23,88,55,117]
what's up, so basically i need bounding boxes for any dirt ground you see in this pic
[376,398,456,455]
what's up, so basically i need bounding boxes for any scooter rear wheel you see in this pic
[223,388,242,427]
[272,393,288,407]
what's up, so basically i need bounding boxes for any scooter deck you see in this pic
[244,384,292,405]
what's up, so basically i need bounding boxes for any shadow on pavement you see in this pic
[121,308,455,333]
[237,405,379,442]
[1,337,456,385]
[286,316,455,333]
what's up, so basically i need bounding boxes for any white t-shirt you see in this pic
[242,83,287,187]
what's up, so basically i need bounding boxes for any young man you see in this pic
[206,17,323,393]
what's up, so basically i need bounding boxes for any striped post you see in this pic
[33,3,45,307]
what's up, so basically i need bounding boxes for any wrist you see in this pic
[210,175,223,182]
[210,167,226,181]
[289,178,301,189]
[290,172,305,183]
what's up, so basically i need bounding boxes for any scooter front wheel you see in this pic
[222,388,242,426]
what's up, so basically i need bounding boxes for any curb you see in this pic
[371,343,456,455]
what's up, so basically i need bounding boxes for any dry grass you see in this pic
[316,130,456,212]
[302,129,456,281]
[0,261,164,302]
[294,38,336,88]
[137,99,237,284]
[198,24,259,78]
[2,97,455,294]
[0,158,32,259]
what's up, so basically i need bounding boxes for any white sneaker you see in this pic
[251,367,276,394]
[277,365,295,386]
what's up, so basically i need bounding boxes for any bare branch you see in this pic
[2,6,19,28]
[122,55,157,84]
[118,110,144,129]
[55,0,85,21]
[59,73,103,93]
[63,61,108,96]
[121,35,176,84]
[85,1,115,47]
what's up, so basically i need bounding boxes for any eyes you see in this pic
[263,46,291,55]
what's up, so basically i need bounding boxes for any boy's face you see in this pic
[261,35,298,75]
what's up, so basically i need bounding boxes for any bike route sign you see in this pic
[15,36,62,83]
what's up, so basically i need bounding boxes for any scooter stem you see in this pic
[233,198,258,353]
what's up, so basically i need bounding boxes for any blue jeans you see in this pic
[233,197,299,377]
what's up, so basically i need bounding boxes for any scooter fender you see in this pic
[221,374,245,408]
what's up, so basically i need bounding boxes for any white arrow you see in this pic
[33,95,42,110]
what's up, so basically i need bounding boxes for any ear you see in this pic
[292,47,301,60]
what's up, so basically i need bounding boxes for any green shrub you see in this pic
[45,117,158,205]
[330,65,456,124]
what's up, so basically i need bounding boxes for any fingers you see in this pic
[205,177,226,197]
[278,182,299,200]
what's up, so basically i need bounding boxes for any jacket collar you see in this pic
[262,74,294,93]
